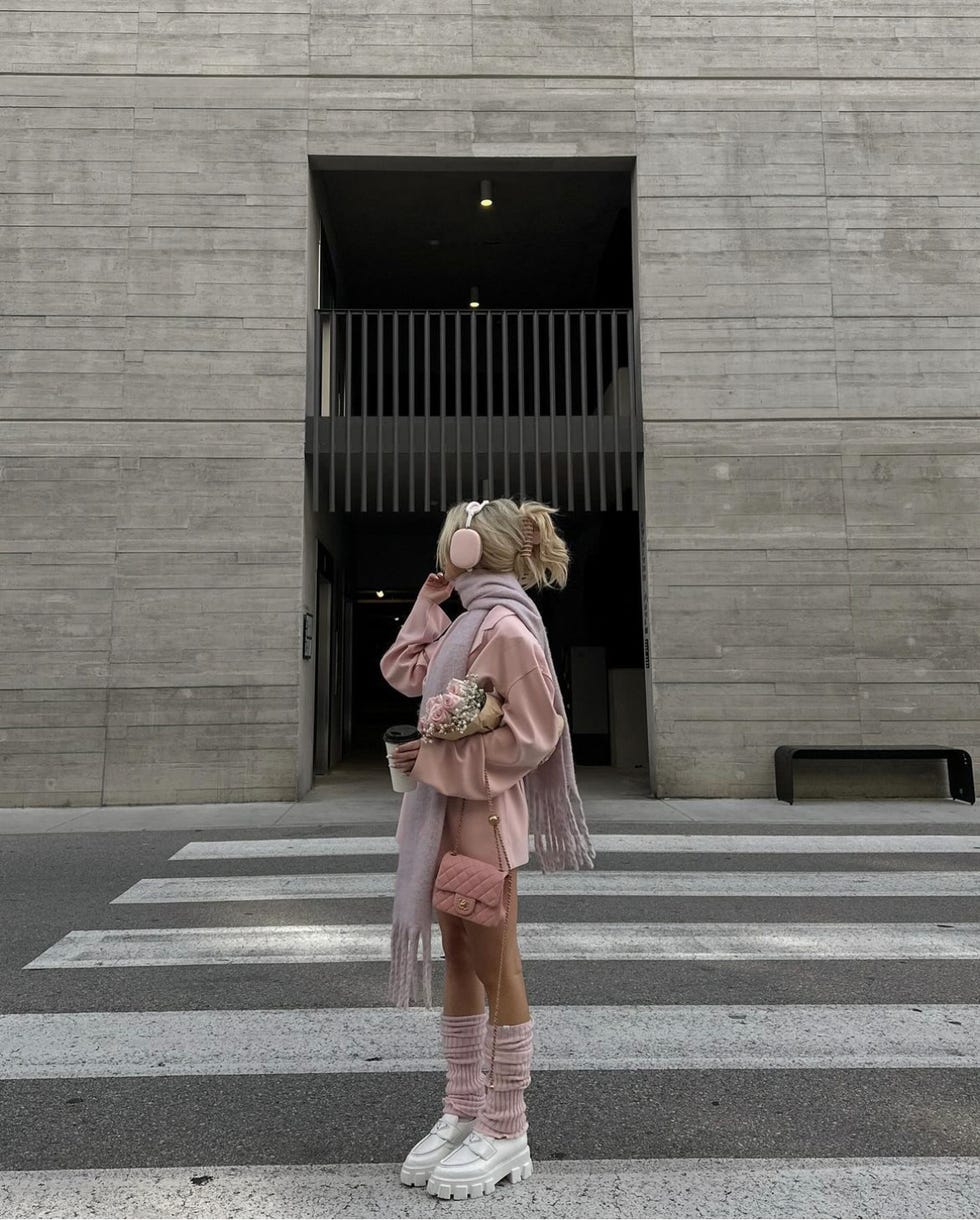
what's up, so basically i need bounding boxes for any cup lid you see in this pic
[383,724,421,744]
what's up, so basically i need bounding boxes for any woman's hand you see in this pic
[390,738,422,774]
[420,572,456,605]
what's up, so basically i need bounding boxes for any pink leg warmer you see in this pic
[473,1016,534,1139]
[440,1011,488,1120]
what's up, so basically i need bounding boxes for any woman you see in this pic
[380,497,594,1201]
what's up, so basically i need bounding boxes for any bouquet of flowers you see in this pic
[418,673,503,742]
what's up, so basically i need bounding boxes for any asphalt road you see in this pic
[0,818,978,1218]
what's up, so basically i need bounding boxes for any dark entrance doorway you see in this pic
[308,158,646,778]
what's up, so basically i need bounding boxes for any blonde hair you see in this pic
[435,498,569,591]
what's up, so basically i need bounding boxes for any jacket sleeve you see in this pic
[379,590,452,697]
[410,627,565,800]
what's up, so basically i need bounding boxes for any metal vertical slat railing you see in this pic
[408,312,416,512]
[532,312,542,501]
[422,312,430,505]
[311,308,639,514]
[547,311,557,502]
[594,310,606,509]
[343,312,352,511]
[360,310,368,512]
[327,309,337,512]
[611,312,623,511]
[469,310,478,496]
[392,310,400,510]
[501,314,511,498]
[486,310,494,497]
[439,312,447,508]
[517,312,527,501]
[312,312,321,514]
[376,311,384,511]
[454,311,462,501]
[579,310,591,512]
[563,311,573,510]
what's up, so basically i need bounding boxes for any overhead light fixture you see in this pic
[480,179,493,208]
[469,286,480,309]
[375,590,385,598]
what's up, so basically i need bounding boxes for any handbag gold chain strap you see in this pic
[449,760,513,1088]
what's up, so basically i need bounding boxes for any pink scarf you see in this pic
[387,569,595,1008]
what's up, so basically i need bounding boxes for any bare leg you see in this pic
[437,906,487,1016]
[461,870,529,1025]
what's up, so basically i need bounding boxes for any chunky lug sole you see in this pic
[400,1166,433,1188]
[426,1150,533,1200]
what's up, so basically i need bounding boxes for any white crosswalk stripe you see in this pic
[3,1157,978,1220]
[24,920,980,968]
[170,832,980,860]
[111,869,980,903]
[7,822,980,1218]
[3,1004,977,1079]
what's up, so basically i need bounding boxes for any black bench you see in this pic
[774,745,975,805]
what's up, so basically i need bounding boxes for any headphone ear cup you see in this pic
[449,528,482,570]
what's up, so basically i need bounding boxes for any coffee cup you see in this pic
[383,724,421,793]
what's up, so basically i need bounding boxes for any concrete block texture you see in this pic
[642,416,980,795]
[3,11,979,803]
[636,76,980,794]
[2,72,309,806]
[7,1,978,80]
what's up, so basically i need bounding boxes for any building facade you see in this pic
[3,5,978,807]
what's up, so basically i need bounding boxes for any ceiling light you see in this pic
[375,590,385,598]
[469,286,480,309]
[480,179,493,208]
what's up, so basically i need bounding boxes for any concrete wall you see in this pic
[2,3,977,804]
[0,67,310,805]
[638,79,980,796]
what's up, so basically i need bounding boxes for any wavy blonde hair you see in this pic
[435,498,569,591]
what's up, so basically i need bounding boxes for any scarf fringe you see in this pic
[525,714,596,872]
[528,774,596,873]
[387,920,435,1009]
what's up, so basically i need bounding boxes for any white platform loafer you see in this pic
[400,1113,476,1187]
[425,1128,533,1200]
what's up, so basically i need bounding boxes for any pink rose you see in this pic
[442,692,462,711]
[427,704,449,725]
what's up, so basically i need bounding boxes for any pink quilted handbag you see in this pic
[431,765,511,927]
[432,851,507,924]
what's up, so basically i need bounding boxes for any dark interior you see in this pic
[315,164,632,310]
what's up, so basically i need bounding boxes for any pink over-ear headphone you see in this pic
[448,500,489,571]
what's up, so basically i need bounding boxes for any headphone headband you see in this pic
[464,500,489,528]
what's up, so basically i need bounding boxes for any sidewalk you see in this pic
[1,761,976,834]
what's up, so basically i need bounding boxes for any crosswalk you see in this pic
[1,820,979,1218]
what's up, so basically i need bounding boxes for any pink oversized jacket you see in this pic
[379,586,565,869]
